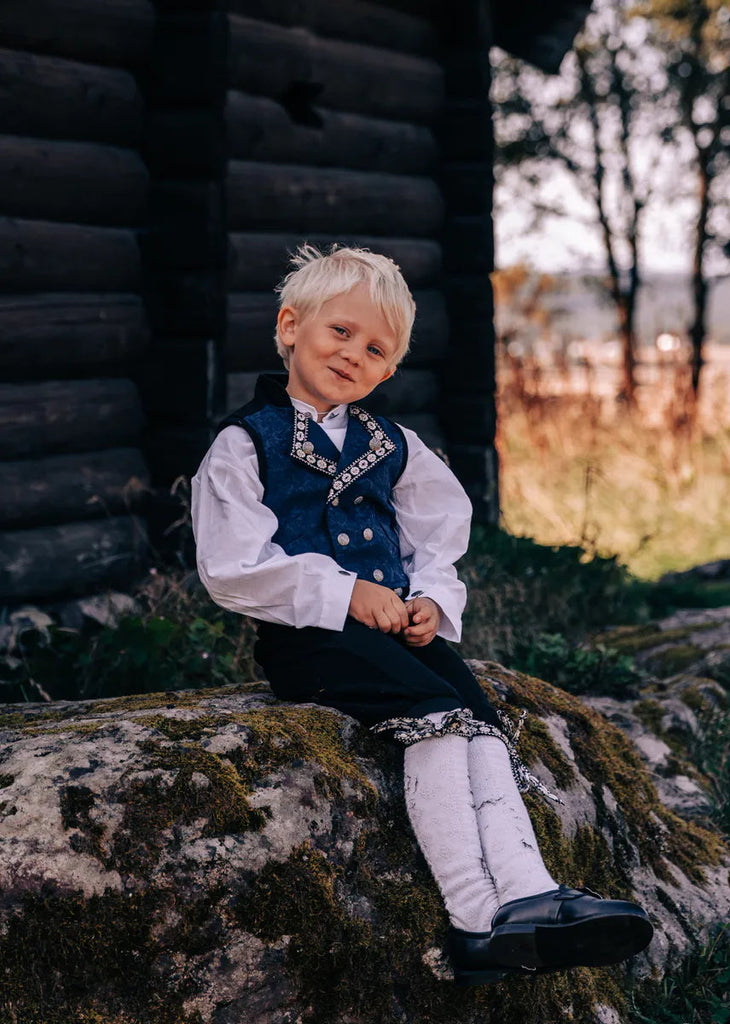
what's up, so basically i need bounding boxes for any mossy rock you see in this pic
[1,668,729,1024]
[644,644,704,678]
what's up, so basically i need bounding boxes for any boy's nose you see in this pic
[340,345,361,364]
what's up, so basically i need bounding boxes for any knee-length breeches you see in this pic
[254,617,501,731]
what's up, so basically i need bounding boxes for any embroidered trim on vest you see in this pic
[370,707,563,803]
[327,406,397,505]
[290,409,338,477]
[289,404,398,505]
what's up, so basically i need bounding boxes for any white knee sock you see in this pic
[468,735,558,906]
[403,714,500,933]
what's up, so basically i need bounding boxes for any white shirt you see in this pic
[191,396,472,641]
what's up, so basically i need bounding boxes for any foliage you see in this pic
[629,926,730,1023]
[511,631,644,697]
[687,700,730,837]
[496,359,730,580]
[459,525,653,665]
[492,0,730,399]
[0,573,259,703]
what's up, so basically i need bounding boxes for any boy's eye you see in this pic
[331,325,348,336]
[367,345,383,357]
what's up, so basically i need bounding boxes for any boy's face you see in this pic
[278,283,398,415]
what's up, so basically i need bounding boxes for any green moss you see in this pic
[0,887,203,1024]
[472,664,726,885]
[645,645,702,678]
[593,621,717,656]
[231,706,377,803]
[60,785,106,861]
[632,699,666,735]
[109,740,268,876]
[513,713,577,789]
[237,841,627,1024]
[237,843,393,1022]
[680,684,710,712]
[136,713,227,742]
[524,798,631,898]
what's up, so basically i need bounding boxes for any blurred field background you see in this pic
[493,267,730,580]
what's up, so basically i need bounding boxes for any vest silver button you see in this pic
[353,495,363,505]
[302,441,314,453]
[369,438,380,451]
[331,497,339,506]
[362,528,373,541]
[373,568,384,582]
[337,533,350,546]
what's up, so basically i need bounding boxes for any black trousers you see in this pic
[255,618,501,730]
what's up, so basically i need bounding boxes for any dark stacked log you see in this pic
[227,234,441,291]
[0,0,154,602]
[437,6,500,521]
[221,2,448,440]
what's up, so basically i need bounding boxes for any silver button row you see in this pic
[338,529,375,544]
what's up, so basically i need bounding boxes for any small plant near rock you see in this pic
[629,925,730,1023]
[511,632,645,697]
[0,572,259,703]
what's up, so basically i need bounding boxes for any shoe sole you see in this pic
[488,913,654,970]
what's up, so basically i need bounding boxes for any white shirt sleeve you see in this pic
[394,427,472,642]
[191,426,357,630]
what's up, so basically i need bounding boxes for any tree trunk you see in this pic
[689,148,710,398]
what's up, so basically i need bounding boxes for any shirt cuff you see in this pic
[317,568,358,631]
[405,586,463,643]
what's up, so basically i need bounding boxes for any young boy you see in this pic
[191,245,653,985]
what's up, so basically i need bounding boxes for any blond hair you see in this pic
[274,243,415,368]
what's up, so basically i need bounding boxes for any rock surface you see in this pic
[1,660,729,1024]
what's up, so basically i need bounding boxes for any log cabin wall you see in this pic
[439,0,498,520]
[223,0,450,457]
[0,0,517,605]
[0,0,155,603]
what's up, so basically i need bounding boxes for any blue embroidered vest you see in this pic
[217,374,410,591]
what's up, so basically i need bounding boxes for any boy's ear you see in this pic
[380,364,397,383]
[277,306,298,347]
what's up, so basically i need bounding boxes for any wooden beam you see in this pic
[0,379,145,458]
[228,232,441,290]
[226,91,437,175]
[0,135,148,226]
[390,412,446,451]
[227,15,443,124]
[0,449,149,528]
[0,295,149,378]
[0,516,147,602]
[0,47,143,147]
[0,219,141,293]
[145,181,226,270]
[227,0,437,56]
[0,0,155,67]
[226,162,443,236]
[144,424,215,486]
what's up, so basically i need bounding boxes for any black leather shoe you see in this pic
[488,886,654,970]
[447,927,510,986]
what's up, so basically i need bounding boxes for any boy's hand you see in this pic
[348,579,410,634]
[404,596,441,647]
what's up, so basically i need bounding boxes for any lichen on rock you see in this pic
[0,662,728,1024]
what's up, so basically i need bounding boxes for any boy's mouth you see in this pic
[330,367,355,382]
